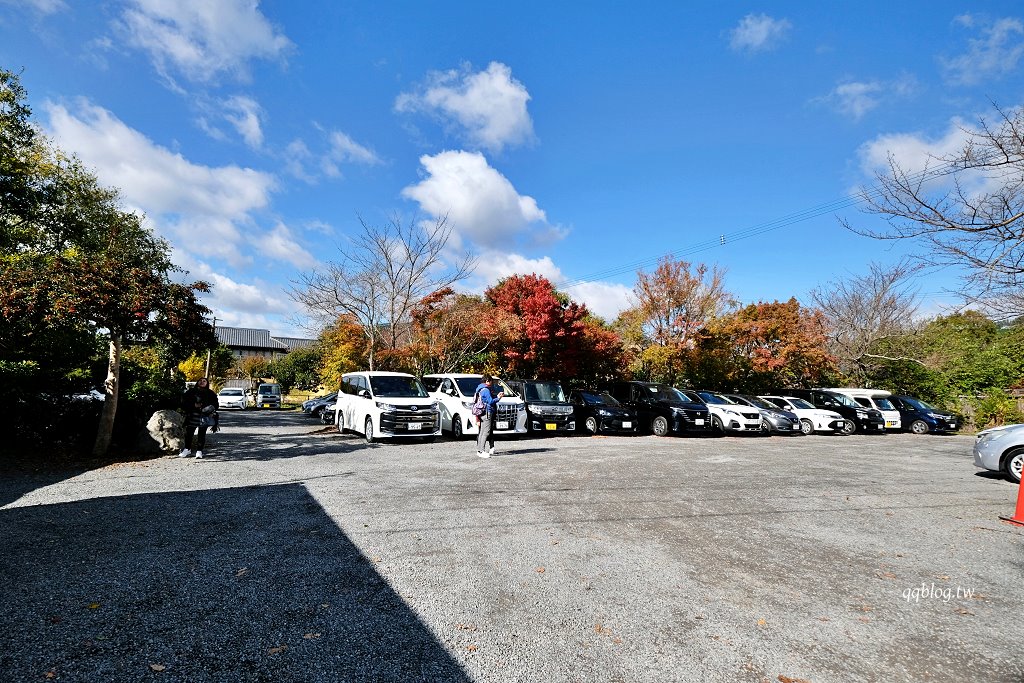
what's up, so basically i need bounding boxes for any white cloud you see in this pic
[223,95,263,148]
[255,223,317,269]
[817,74,916,120]
[856,115,1000,198]
[564,280,635,321]
[321,131,382,177]
[0,0,66,15]
[395,62,534,153]
[941,16,1024,86]
[729,14,792,53]
[401,150,549,250]
[117,0,292,84]
[43,99,276,264]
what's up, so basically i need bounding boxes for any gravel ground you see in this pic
[1,410,1021,682]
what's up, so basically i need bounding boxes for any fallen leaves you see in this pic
[535,567,545,574]
[778,676,811,683]
[87,603,100,610]
[756,618,767,627]
[467,644,478,652]
[235,567,249,578]
[44,671,56,679]
[268,645,288,655]
[303,633,321,640]
[149,664,166,672]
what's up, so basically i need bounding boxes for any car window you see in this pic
[494,378,517,397]
[740,395,774,409]
[826,392,860,408]
[421,376,442,392]
[528,382,565,402]
[219,389,243,396]
[854,397,871,408]
[697,391,730,405]
[875,397,895,410]
[788,398,816,410]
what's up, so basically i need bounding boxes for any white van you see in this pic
[422,373,528,438]
[823,388,902,431]
[332,371,441,444]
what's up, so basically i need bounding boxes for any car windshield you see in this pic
[641,384,681,402]
[525,382,565,402]
[696,391,732,405]
[787,398,816,410]
[369,375,429,398]
[455,377,516,398]
[219,389,243,396]
[580,391,619,406]
[671,389,702,403]
[738,395,775,410]
[827,392,861,408]
[875,397,895,410]
[903,396,934,410]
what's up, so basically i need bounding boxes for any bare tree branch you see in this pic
[289,214,476,369]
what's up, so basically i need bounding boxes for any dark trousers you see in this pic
[184,425,209,450]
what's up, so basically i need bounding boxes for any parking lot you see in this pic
[1,409,1021,682]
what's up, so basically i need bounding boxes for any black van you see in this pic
[599,381,712,436]
[505,379,575,434]
[781,388,886,434]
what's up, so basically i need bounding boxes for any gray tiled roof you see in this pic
[273,336,318,351]
[216,327,289,351]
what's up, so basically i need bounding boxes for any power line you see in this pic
[555,157,967,291]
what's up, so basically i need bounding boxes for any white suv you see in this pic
[694,390,764,434]
[332,371,440,444]
[422,373,527,438]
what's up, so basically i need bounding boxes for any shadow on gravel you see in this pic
[0,483,470,682]
[0,470,78,509]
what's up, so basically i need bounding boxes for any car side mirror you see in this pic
[358,389,370,398]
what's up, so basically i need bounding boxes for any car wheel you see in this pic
[800,419,814,435]
[364,417,375,444]
[1004,447,1024,483]
[909,419,930,435]
[842,420,857,435]
[319,408,333,424]
[711,416,725,434]
[760,418,772,434]
[452,416,463,440]
[652,416,669,437]
[585,416,599,435]
[336,411,344,434]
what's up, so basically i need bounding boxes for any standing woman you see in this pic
[180,378,218,459]
[475,374,504,458]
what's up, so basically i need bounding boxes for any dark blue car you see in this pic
[889,395,961,434]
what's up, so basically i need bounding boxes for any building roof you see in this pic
[274,336,318,351]
[216,326,289,351]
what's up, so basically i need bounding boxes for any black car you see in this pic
[888,395,961,434]
[505,379,576,434]
[568,390,639,435]
[599,381,712,436]
[781,388,886,434]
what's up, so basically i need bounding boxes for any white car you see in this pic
[694,390,763,434]
[217,387,247,410]
[422,373,527,438]
[332,371,440,444]
[760,395,846,435]
[823,388,902,431]
[974,423,1024,483]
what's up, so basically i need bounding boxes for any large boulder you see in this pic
[137,409,184,454]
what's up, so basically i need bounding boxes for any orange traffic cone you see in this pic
[1000,476,1024,527]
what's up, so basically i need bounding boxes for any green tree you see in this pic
[272,346,323,394]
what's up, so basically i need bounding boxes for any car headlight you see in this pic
[462,401,474,409]
[595,409,613,417]
[927,412,947,420]
[856,410,868,418]
[376,402,398,412]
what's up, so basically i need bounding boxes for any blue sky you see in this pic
[4,1,1024,335]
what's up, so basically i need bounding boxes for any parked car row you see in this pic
[310,373,959,443]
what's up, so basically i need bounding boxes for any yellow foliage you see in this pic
[178,353,207,381]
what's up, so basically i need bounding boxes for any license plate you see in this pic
[496,421,509,430]
[695,419,705,425]
[877,424,885,430]
[545,423,557,431]
[949,423,956,428]
[885,420,898,427]
[622,421,631,428]
[262,403,271,408]
[407,422,421,430]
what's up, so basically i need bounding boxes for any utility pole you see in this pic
[204,316,218,378]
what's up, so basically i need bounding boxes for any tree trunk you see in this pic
[92,334,122,457]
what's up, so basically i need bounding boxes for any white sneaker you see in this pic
[477,451,490,458]
[488,447,496,456]
[178,449,191,458]
[195,451,204,459]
